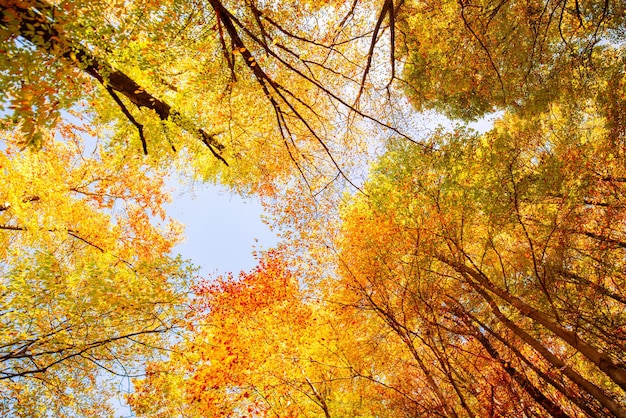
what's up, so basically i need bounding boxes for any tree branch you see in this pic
[105,87,148,155]
[0,0,227,163]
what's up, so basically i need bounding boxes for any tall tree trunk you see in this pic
[450,270,626,418]
[440,255,626,392]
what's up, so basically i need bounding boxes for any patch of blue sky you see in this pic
[166,179,279,279]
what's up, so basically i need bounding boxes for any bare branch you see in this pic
[105,87,148,155]
[355,0,394,105]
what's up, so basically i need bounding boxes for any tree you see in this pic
[0,122,190,416]
[337,95,626,416]
[0,0,412,194]
[397,0,626,120]
[128,249,393,417]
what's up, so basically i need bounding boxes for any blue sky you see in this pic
[166,182,279,279]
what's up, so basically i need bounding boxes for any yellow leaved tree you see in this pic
[336,97,626,416]
[127,248,398,417]
[0,119,191,416]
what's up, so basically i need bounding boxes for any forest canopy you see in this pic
[1,0,625,416]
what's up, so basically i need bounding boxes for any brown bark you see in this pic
[466,321,571,418]
[440,255,626,393]
[449,268,626,418]
[456,304,610,417]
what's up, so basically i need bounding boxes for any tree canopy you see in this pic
[1,0,625,416]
